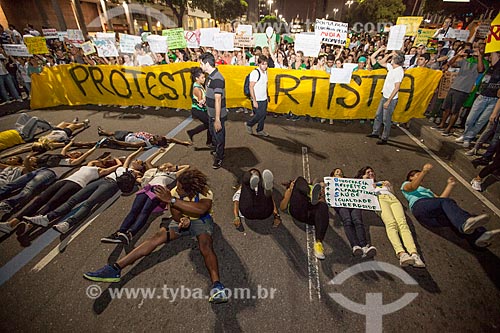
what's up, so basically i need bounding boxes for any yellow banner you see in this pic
[31,63,442,123]
[485,12,500,54]
[24,37,49,54]
[396,16,423,36]
[413,28,435,46]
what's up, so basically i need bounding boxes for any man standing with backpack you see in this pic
[245,55,270,137]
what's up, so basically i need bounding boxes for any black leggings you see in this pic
[288,176,329,241]
[187,109,212,144]
[14,180,82,219]
[479,141,500,179]
[238,171,274,220]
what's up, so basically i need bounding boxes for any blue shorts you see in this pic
[160,216,214,238]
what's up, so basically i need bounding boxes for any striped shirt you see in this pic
[205,69,227,118]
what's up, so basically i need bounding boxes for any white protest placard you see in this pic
[81,41,96,55]
[236,24,253,36]
[342,63,358,72]
[119,33,142,53]
[42,28,58,39]
[213,33,234,51]
[324,177,381,211]
[200,28,220,47]
[57,31,68,42]
[387,25,407,50]
[95,32,116,41]
[67,29,84,44]
[404,54,413,68]
[3,44,31,57]
[329,68,353,84]
[94,39,119,57]
[184,30,200,48]
[147,35,168,53]
[315,19,348,46]
[234,35,254,47]
[453,29,470,42]
[294,33,322,57]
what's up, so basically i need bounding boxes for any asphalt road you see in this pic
[0,107,499,332]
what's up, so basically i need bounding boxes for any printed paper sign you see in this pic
[324,177,381,211]
[315,19,348,46]
[24,37,49,54]
[119,33,142,53]
[3,44,31,57]
[42,28,58,39]
[329,68,353,84]
[234,35,254,47]
[200,28,220,47]
[147,35,168,53]
[294,33,322,57]
[453,29,470,42]
[396,16,423,36]
[213,33,234,51]
[80,41,96,55]
[236,24,253,36]
[94,39,119,57]
[387,25,407,50]
[67,29,84,44]
[162,28,187,49]
[184,30,200,49]
[413,28,435,46]
[404,54,413,68]
[95,32,116,41]
[57,31,68,42]
[342,63,358,72]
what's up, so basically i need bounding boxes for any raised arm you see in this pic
[440,177,456,198]
[279,180,294,211]
[123,147,144,169]
[403,163,433,192]
[98,159,123,177]
[68,146,98,166]
[174,164,190,177]
[145,148,165,169]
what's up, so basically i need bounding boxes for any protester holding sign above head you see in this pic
[134,43,154,66]
[367,48,405,145]
[357,166,425,267]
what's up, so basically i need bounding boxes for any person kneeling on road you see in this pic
[83,169,229,304]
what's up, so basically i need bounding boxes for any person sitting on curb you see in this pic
[402,163,500,248]
[279,176,328,259]
[100,149,189,244]
[330,168,377,258]
[96,127,192,149]
[83,169,229,304]
[232,168,281,229]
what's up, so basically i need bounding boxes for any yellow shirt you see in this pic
[171,187,213,220]
[0,130,24,151]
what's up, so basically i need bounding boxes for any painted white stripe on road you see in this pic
[302,147,321,301]
[400,126,500,218]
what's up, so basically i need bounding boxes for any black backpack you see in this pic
[243,69,261,98]
[115,169,136,193]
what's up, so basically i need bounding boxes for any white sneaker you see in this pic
[470,178,482,191]
[462,214,490,234]
[83,119,90,128]
[245,123,253,134]
[362,245,377,258]
[0,222,13,234]
[262,169,274,192]
[455,135,464,143]
[410,253,426,268]
[23,215,49,227]
[399,252,415,267]
[249,174,260,193]
[255,131,269,137]
[463,141,471,149]
[465,148,478,156]
[53,221,70,234]
[352,246,363,257]
[475,229,500,248]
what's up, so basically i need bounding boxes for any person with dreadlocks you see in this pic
[83,168,229,304]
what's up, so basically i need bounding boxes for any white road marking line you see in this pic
[400,126,500,217]
[302,147,321,301]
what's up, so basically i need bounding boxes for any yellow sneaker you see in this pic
[314,241,325,260]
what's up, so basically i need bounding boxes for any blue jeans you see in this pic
[118,192,162,236]
[47,178,120,227]
[412,198,485,239]
[463,95,498,143]
[0,168,56,210]
[0,74,20,101]
[15,113,52,141]
[247,100,268,132]
[209,116,226,162]
[372,97,398,140]
[335,207,367,248]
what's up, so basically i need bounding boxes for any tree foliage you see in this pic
[215,0,248,22]
[350,0,406,24]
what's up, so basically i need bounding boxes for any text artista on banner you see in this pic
[30,63,442,122]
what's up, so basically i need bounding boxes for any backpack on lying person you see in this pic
[115,169,137,194]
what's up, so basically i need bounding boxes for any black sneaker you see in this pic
[212,160,223,169]
[366,134,379,138]
[376,139,388,145]
[101,232,122,244]
[117,232,131,245]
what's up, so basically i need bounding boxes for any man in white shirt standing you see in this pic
[245,55,270,137]
[367,49,406,145]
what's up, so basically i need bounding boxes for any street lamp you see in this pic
[333,8,338,19]
[326,14,329,19]
[279,14,283,21]
[345,0,353,8]
[267,0,273,14]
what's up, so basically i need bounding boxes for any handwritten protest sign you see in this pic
[147,35,168,53]
[162,28,187,49]
[184,30,200,48]
[95,32,116,41]
[119,33,142,53]
[294,33,323,57]
[42,28,58,39]
[24,37,49,54]
[438,71,459,99]
[396,16,423,36]
[80,41,96,55]
[324,177,381,211]
[315,19,348,46]
[236,24,253,36]
[94,39,119,57]
[413,28,435,46]
[57,31,68,42]
[67,29,84,45]
[387,25,407,50]
[453,29,470,42]
[3,44,31,57]
[213,33,234,51]
[234,35,254,47]
[200,28,220,47]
